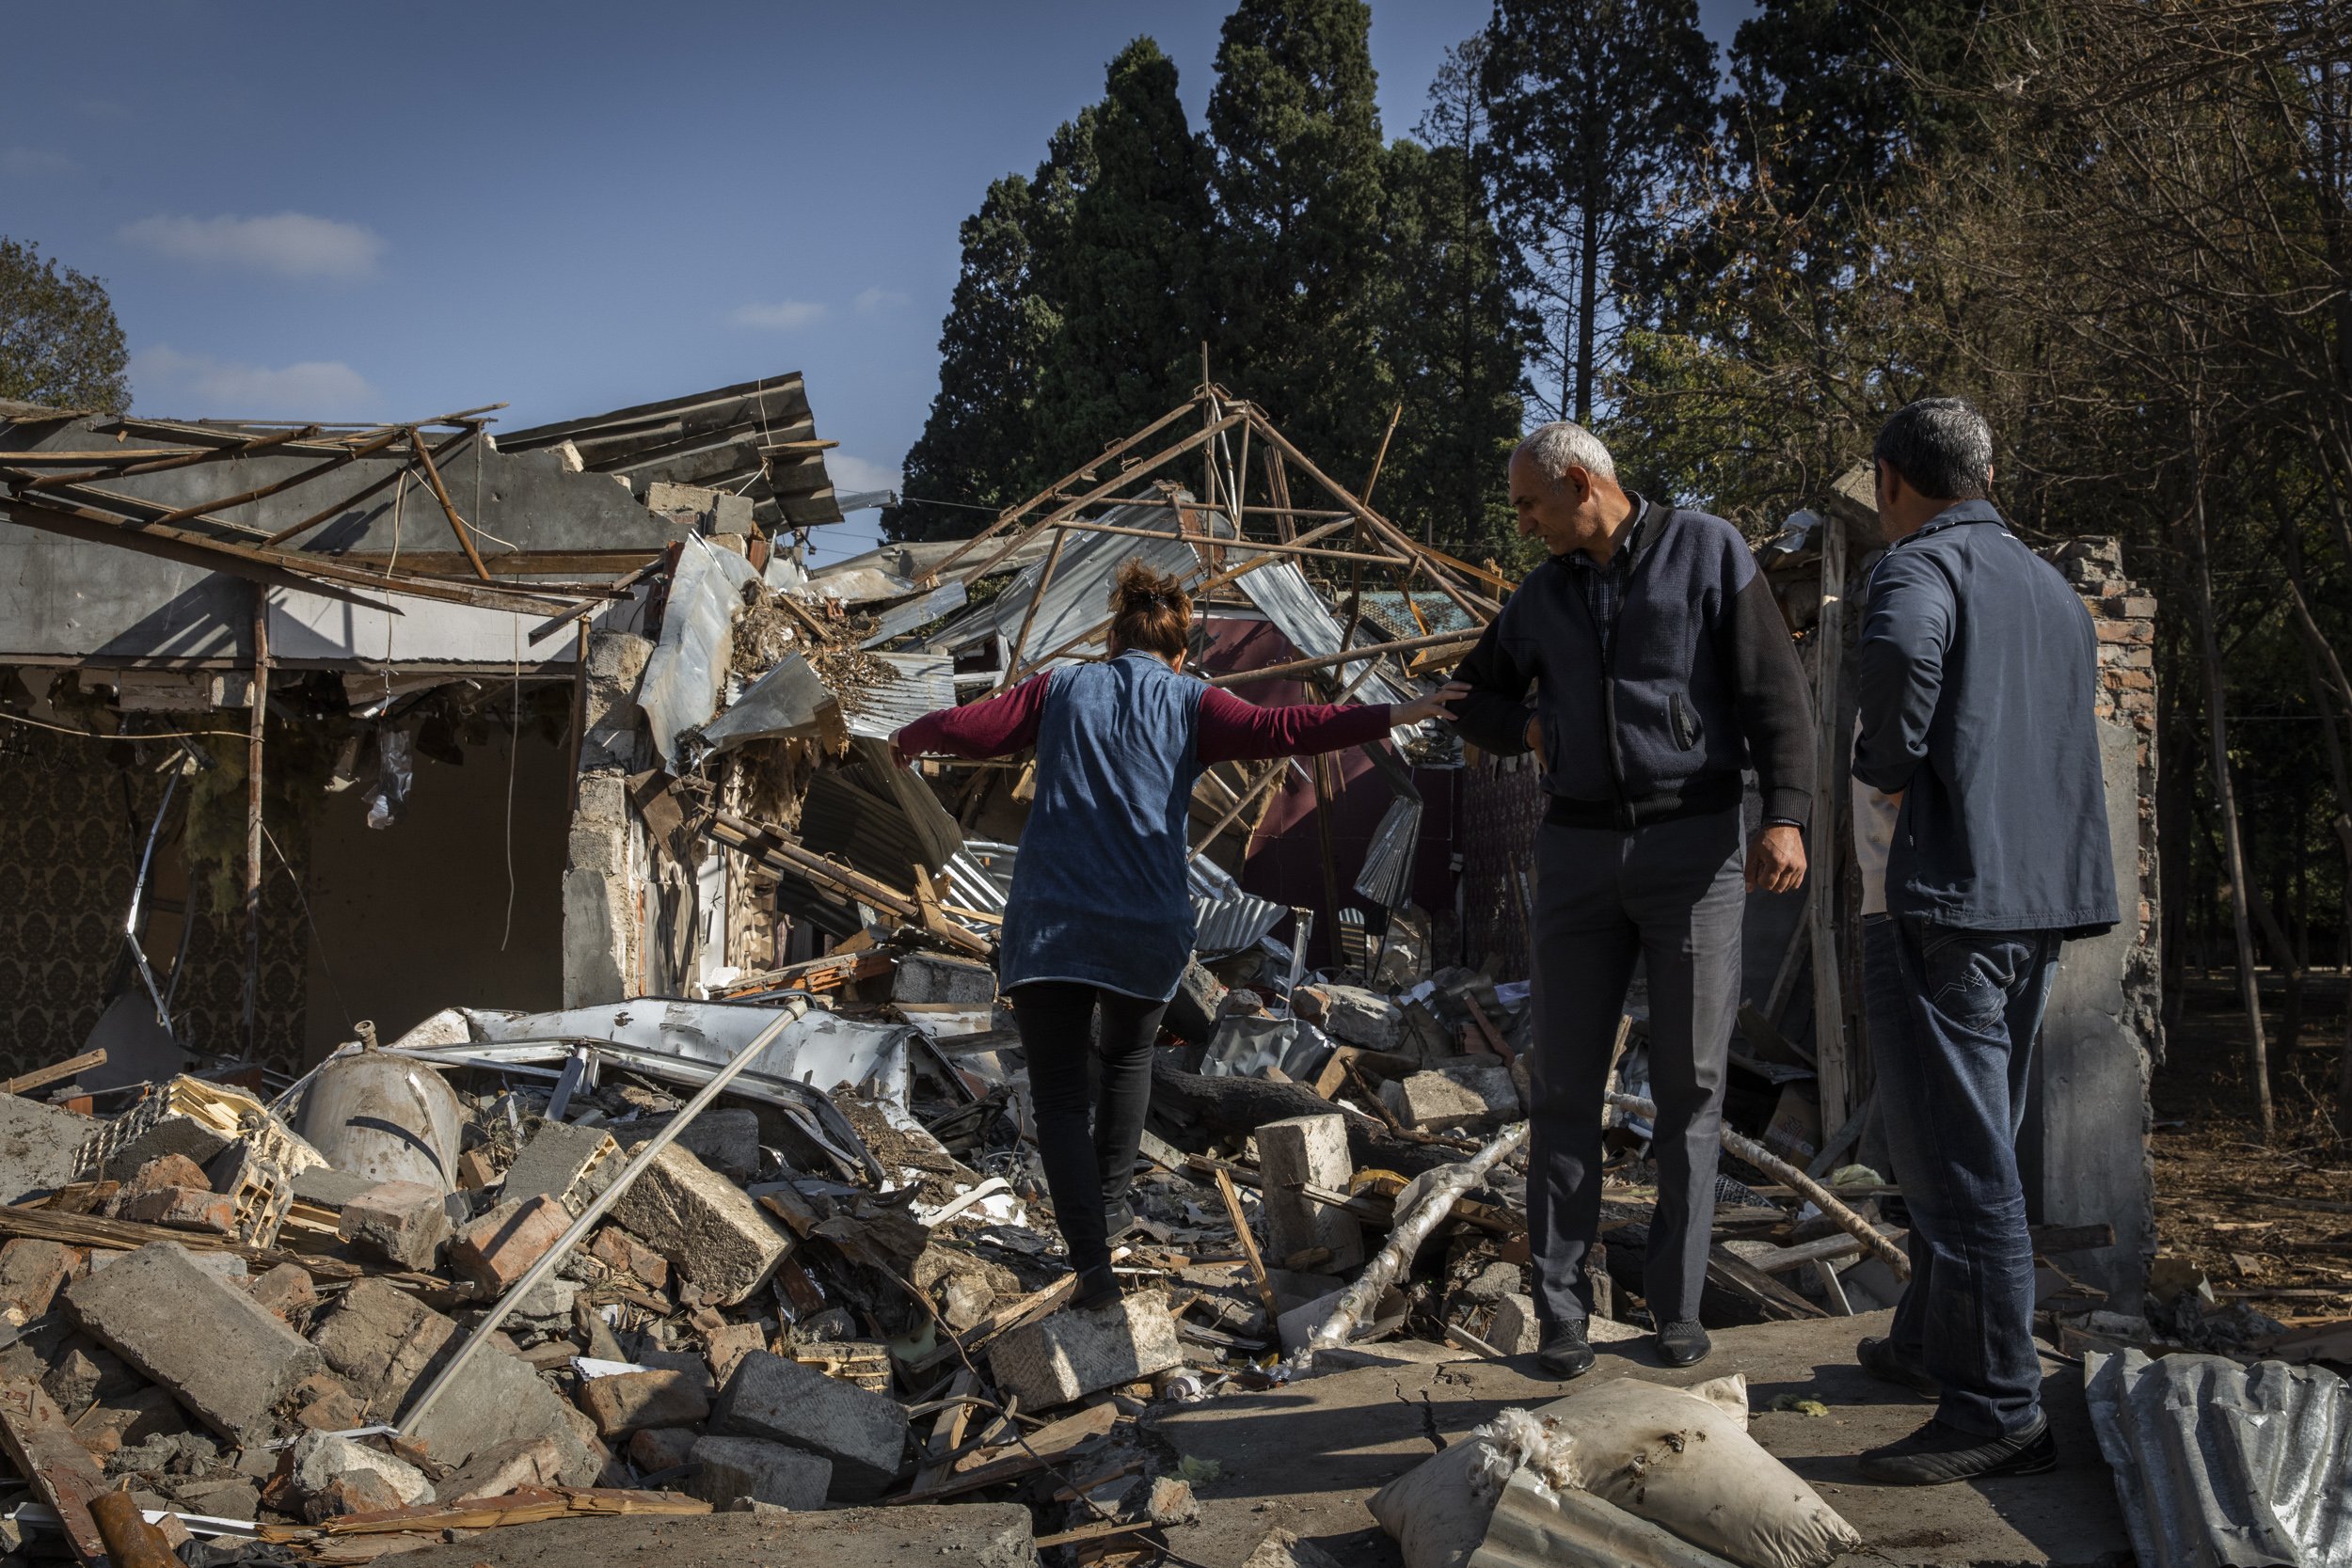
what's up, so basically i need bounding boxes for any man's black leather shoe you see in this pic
[1857,1335,1941,1398]
[1657,1320,1712,1367]
[1858,1415,2056,1485]
[1535,1319,1596,1379]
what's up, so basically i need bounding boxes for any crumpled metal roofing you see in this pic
[638,531,762,767]
[943,835,1285,957]
[841,651,957,740]
[1232,556,1410,706]
[2084,1347,2352,1568]
[916,500,1195,664]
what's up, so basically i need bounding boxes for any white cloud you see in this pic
[1,147,77,177]
[119,212,385,281]
[826,452,903,496]
[730,299,829,330]
[853,287,909,315]
[130,344,379,420]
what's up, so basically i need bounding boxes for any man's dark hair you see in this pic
[1873,397,1994,501]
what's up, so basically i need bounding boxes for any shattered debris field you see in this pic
[0,380,2342,1568]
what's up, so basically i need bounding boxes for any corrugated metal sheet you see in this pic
[797,736,963,887]
[917,501,1198,663]
[842,652,957,740]
[499,372,843,530]
[1353,796,1422,911]
[1235,557,1411,705]
[2085,1347,2352,1568]
[700,653,834,752]
[938,835,1283,956]
[638,532,762,767]
[859,579,968,649]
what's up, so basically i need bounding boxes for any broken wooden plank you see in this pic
[258,1486,708,1541]
[1707,1244,1829,1321]
[1215,1167,1280,1320]
[1,1049,105,1097]
[889,1401,1120,1504]
[0,1379,110,1563]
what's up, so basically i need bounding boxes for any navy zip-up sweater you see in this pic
[1451,499,1817,829]
[1851,500,2118,935]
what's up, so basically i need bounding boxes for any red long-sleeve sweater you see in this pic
[896,673,1392,763]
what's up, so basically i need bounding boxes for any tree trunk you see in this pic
[2280,553,2352,1116]
[1574,168,1600,425]
[2189,496,2275,1140]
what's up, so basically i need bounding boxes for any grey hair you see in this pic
[1514,421,1616,484]
[1873,397,1993,500]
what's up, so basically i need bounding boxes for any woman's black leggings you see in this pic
[1009,981,1168,1275]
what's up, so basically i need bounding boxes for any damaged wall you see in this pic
[301,725,570,1059]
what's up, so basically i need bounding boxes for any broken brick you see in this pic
[115,1186,236,1233]
[450,1195,569,1297]
[573,1369,710,1437]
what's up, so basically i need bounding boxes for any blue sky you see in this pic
[3,2,1751,562]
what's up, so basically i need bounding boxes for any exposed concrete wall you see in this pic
[564,632,652,1006]
[300,728,568,1060]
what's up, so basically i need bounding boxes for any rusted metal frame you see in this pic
[261,423,480,546]
[1204,627,1479,689]
[17,422,324,490]
[0,492,580,617]
[1040,517,1406,567]
[1245,411,1498,623]
[997,525,1069,693]
[957,412,1247,585]
[407,428,494,580]
[928,394,1205,580]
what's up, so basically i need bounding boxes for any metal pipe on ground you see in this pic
[394,997,809,1436]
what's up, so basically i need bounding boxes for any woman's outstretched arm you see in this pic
[1196,682,1467,763]
[892,673,1052,765]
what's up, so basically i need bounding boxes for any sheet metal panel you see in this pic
[917,502,1197,663]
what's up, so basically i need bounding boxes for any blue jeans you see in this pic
[1863,915,2059,1438]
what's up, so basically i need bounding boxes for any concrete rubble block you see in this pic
[506,1276,580,1340]
[1255,1115,1364,1274]
[1451,1261,1521,1310]
[403,1344,602,1486]
[703,1321,766,1384]
[111,1152,212,1203]
[628,1425,701,1474]
[433,1433,565,1503]
[501,1121,620,1211]
[1380,1070,1488,1132]
[988,1292,1183,1411]
[62,1242,324,1446]
[85,1246,243,1279]
[575,1368,710,1437]
[70,1384,187,1455]
[1434,1059,1520,1118]
[1241,1528,1347,1568]
[43,1338,138,1409]
[1319,985,1403,1051]
[113,1185,236,1232]
[614,1107,760,1184]
[0,1238,77,1319]
[711,1349,908,1501]
[1147,1475,1200,1526]
[605,1144,789,1307]
[689,1434,832,1511]
[1163,959,1229,1045]
[1487,1293,1542,1355]
[1277,1284,1406,1354]
[337,1180,453,1269]
[309,1277,457,1406]
[450,1194,570,1297]
[0,1095,95,1202]
[289,1165,378,1212]
[886,952,999,1006]
[247,1262,318,1321]
[291,1430,433,1520]
[171,1477,261,1520]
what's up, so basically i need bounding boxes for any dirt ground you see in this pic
[2150,974,2352,1323]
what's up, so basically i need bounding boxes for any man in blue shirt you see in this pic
[1849,398,2118,1485]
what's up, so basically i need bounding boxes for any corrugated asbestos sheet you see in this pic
[918,501,1197,662]
[500,372,844,530]
[2085,1348,2352,1568]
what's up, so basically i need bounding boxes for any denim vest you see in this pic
[1000,651,1206,1000]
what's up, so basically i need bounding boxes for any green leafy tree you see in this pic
[1034,40,1217,467]
[1480,0,1717,424]
[0,237,129,413]
[1207,0,1396,481]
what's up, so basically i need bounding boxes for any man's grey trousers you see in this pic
[1528,808,1744,1328]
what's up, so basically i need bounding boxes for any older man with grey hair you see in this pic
[1451,421,1815,1376]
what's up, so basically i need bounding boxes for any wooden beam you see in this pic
[1043,517,1406,567]
[1206,628,1476,687]
[260,423,479,547]
[243,582,269,1053]
[958,411,1247,584]
[1,1049,105,1097]
[407,429,494,581]
[0,1381,109,1562]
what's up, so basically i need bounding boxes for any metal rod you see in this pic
[242,585,269,1053]
[396,999,809,1435]
[1205,627,1475,687]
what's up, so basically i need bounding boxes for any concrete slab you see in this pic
[1151,1310,2130,1568]
[374,1504,1040,1568]
[0,1095,93,1202]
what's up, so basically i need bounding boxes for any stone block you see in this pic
[434,1434,565,1503]
[628,1425,701,1473]
[1434,1059,1519,1118]
[1319,985,1402,1050]
[450,1195,569,1296]
[247,1263,317,1321]
[1147,1475,1199,1526]
[605,1144,788,1307]
[505,1276,579,1340]
[0,1239,75,1318]
[574,1369,709,1437]
[291,1430,432,1520]
[987,1293,1183,1411]
[403,1345,601,1485]
[1255,1115,1362,1274]
[886,952,998,1006]
[172,1477,261,1521]
[114,1152,211,1202]
[1488,1293,1541,1355]
[1380,1070,1488,1132]
[711,1349,907,1501]
[289,1166,377,1211]
[703,1321,765,1384]
[1162,959,1228,1045]
[309,1277,455,1406]
[689,1434,831,1511]
[337,1180,452,1269]
[117,1185,236,1233]
[63,1242,324,1446]
[0,1095,94,1202]
[501,1122,620,1211]
[613,1108,760,1184]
